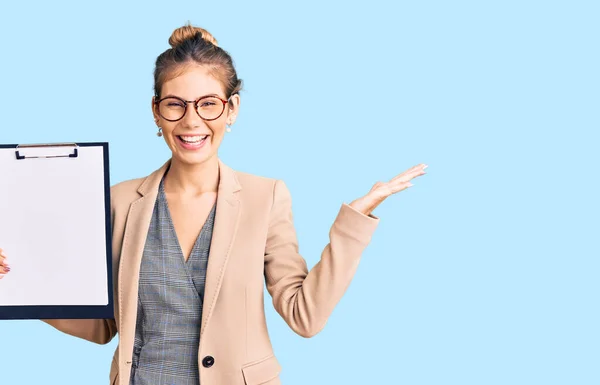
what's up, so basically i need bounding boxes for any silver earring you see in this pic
[156,126,163,137]
[226,124,231,133]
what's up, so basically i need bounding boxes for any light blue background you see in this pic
[1,1,598,384]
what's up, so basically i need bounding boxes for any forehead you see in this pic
[161,64,225,98]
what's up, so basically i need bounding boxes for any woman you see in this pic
[0,24,426,385]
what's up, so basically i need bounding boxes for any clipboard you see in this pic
[0,142,113,320]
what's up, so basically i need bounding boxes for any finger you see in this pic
[372,177,410,197]
[390,164,428,183]
[388,170,426,184]
[402,164,427,179]
[401,163,427,175]
[401,169,426,181]
[388,179,418,195]
[388,181,413,194]
[368,181,386,194]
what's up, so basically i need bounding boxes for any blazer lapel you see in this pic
[201,158,242,337]
[118,160,169,376]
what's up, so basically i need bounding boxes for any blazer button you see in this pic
[202,356,215,368]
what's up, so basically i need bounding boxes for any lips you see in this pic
[175,134,210,150]
[178,135,208,144]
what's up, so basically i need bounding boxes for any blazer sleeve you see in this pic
[41,318,117,345]
[264,179,379,338]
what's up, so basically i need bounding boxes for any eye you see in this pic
[159,98,186,111]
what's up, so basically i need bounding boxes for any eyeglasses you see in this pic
[154,95,230,122]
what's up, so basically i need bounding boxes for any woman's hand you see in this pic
[0,248,9,279]
[349,163,428,216]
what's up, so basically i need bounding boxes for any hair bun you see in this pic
[168,24,218,47]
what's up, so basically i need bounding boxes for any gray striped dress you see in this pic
[130,177,216,385]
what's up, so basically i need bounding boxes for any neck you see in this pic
[164,155,220,196]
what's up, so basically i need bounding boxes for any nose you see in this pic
[180,102,206,128]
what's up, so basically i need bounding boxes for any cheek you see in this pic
[161,123,178,135]
[208,122,227,140]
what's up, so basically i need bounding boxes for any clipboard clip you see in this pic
[15,143,79,160]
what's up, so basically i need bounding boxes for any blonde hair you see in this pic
[154,23,242,105]
[168,24,218,47]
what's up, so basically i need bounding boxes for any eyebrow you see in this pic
[161,93,224,100]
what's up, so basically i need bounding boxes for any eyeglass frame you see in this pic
[153,94,232,122]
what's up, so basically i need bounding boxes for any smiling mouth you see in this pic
[177,135,208,144]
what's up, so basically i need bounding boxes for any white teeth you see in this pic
[179,135,208,143]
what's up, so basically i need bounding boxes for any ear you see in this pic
[227,94,241,125]
[151,96,160,123]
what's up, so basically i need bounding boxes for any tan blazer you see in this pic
[44,158,379,385]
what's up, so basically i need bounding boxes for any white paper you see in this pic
[0,145,109,306]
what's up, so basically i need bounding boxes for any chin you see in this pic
[175,151,215,166]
